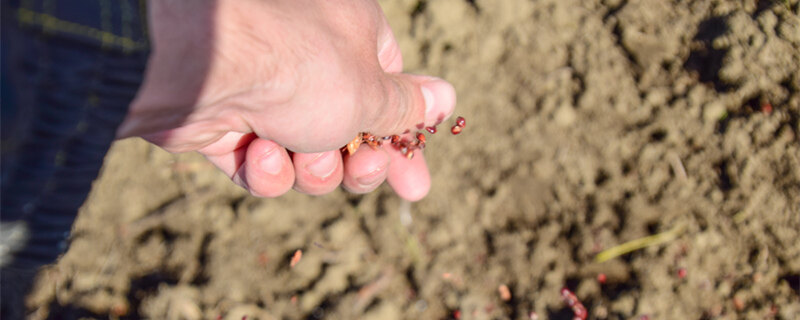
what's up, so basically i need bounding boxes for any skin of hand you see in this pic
[116,0,456,201]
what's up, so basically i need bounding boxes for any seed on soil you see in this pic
[561,287,587,320]
[733,297,744,311]
[426,126,437,133]
[290,250,302,268]
[498,284,511,301]
[451,125,462,135]
[111,302,129,317]
[597,273,607,284]
[761,101,773,114]
[677,267,687,279]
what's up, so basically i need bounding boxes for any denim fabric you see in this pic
[1,1,150,317]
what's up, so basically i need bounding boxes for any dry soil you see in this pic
[27,0,800,319]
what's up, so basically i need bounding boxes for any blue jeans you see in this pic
[1,1,150,317]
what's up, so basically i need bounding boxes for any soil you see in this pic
[26,0,800,319]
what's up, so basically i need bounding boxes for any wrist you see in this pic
[117,0,216,139]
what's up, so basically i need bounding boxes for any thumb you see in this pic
[364,74,456,136]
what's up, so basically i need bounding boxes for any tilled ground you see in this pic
[28,0,800,319]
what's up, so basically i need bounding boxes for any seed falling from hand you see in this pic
[290,250,302,268]
[342,116,465,157]
[456,116,466,128]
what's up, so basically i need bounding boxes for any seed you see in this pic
[416,132,426,143]
[597,273,607,284]
[761,101,773,114]
[733,297,744,311]
[498,284,511,301]
[451,125,462,135]
[456,116,466,127]
[425,126,437,134]
[290,250,302,268]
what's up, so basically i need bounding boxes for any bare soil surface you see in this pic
[27,0,800,319]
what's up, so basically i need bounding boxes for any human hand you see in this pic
[117,0,456,201]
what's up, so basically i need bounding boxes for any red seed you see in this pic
[574,306,587,320]
[111,302,129,317]
[560,288,587,320]
[733,297,744,311]
[451,125,462,135]
[425,126,437,134]
[391,135,401,143]
[597,273,607,284]
[416,132,426,143]
[453,310,461,319]
[761,102,773,114]
[498,284,511,301]
[257,252,269,266]
[769,304,778,316]
[456,116,466,127]
[290,250,302,268]
[677,268,687,279]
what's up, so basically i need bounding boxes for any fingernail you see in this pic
[259,148,283,175]
[421,79,456,125]
[421,85,435,118]
[356,166,387,187]
[305,152,337,179]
